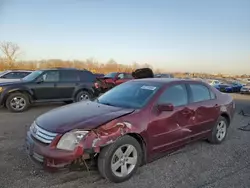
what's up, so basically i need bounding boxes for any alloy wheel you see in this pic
[79,94,89,101]
[216,120,227,141]
[10,97,26,111]
[111,144,138,178]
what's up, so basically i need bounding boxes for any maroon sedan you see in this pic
[26,78,235,183]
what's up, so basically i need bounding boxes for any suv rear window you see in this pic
[80,71,96,82]
[60,70,80,82]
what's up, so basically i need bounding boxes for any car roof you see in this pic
[130,78,203,85]
[39,68,87,71]
[3,70,33,73]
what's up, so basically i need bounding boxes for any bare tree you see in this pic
[0,42,20,68]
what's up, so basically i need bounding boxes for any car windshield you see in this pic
[97,82,160,109]
[104,72,117,78]
[22,70,43,81]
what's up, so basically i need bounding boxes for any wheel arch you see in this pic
[220,112,230,126]
[2,89,33,105]
[126,133,147,165]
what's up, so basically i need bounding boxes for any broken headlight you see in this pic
[56,130,89,151]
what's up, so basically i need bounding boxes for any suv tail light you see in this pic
[94,82,99,88]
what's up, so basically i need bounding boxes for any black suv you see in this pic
[0,68,99,112]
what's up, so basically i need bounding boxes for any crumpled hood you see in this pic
[36,101,135,133]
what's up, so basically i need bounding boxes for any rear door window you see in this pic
[189,84,212,102]
[1,72,19,79]
[158,84,188,107]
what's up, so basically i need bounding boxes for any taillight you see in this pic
[94,82,99,88]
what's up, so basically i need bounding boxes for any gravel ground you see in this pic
[0,94,250,188]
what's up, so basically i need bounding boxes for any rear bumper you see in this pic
[25,131,91,171]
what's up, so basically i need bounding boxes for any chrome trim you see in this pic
[30,122,58,144]
[33,152,44,163]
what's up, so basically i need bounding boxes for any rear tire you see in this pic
[5,92,30,112]
[97,135,142,183]
[208,116,228,144]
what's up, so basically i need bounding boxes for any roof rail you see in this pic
[53,67,78,70]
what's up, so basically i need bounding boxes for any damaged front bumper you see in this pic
[25,131,94,171]
[25,120,134,171]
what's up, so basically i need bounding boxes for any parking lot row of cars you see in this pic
[0,69,249,113]
[188,77,250,94]
[0,68,157,112]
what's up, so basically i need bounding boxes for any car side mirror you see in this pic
[157,103,174,112]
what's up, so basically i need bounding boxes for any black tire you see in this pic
[5,92,30,112]
[97,135,142,183]
[208,116,229,144]
[75,90,92,102]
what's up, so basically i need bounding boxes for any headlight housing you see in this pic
[56,130,89,151]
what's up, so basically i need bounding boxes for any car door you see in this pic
[148,83,195,154]
[186,83,220,139]
[55,70,81,99]
[32,70,60,100]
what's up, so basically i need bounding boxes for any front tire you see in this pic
[208,116,228,144]
[5,92,30,112]
[97,135,142,183]
[75,91,91,102]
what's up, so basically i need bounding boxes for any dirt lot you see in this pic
[0,94,250,188]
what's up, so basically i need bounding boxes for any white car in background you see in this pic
[0,70,33,83]
[208,79,222,86]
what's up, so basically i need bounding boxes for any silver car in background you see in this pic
[0,70,33,83]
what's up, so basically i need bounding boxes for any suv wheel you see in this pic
[6,92,30,112]
[97,135,142,183]
[75,91,91,102]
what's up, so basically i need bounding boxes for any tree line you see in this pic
[0,41,248,78]
[0,41,159,74]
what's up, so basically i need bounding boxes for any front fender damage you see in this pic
[84,121,132,152]
[70,121,133,170]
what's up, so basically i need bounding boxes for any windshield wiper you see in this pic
[98,100,114,106]
[101,102,113,106]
